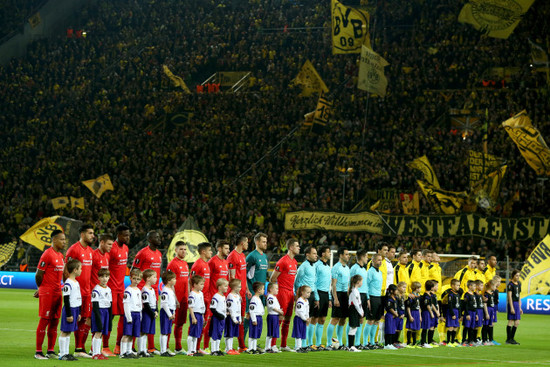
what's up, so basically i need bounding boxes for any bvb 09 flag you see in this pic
[82,174,114,198]
[358,46,389,97]
[20,216,83,251]
[520,235,550,297]
[502,110,550,176]
[331,0,370,54]
[458,0,535,39]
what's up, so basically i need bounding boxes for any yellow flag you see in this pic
[70,196,85,209]
[290,60,329,97]
[51,196,70,210]
[408,156,440,188]
[468,150,505,188]
[458,0,535,39]
[311,93,333,132]
[166,217,209,263]
[520,235,550,297]
[357,45,389,97]
[502,110,550,176]
[162,65,191,93]
[82,174,114,198]
[331,0,370,54]
[0,241,17,267]
[417,180,466,215]
[20,216,82,251]
[370,200,381,211]
[470,165,507,211]
[28,12,41,28]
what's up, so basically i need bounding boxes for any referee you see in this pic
[365,253,384,349]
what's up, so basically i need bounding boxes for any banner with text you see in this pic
[284,210,550,240]
[331,0,370,54]
[520,235,550,297]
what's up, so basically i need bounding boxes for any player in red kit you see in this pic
[202,240,230,350]
[189,242,212,352]
[270,238,299,351]
[131,230,163,354]
[166,241,189,354]
[91,234,113,290]
[34,230,66,360]
[227,234,249,350]
[65,224,95,358]
[108,224,130,355]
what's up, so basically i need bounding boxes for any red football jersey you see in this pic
[167,257,189,302]
[227,250,247,296]
[207,255,229,301]
[133,245,162,293]
[274,254,297,292]
[91,248,110,289]
[190,258,211,300]
[107,240,129,293]
[66,241,93,296]
[37,247,65,295]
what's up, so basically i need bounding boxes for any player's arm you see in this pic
[270,268,281,284]
[352,292,364,317]
[330,277,339,307]
[161,293,173,319]
[296,301,308,321]
[249,300,259,325]
[386,301,398,318]
[92,295,103,331]
[63,285,73,322]
[507,285,514,314]
[123,292,133,322]
[210,298,225,320]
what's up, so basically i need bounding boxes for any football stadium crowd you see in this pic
[1,0,549,264]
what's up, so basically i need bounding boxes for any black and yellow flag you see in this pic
[502,110,550,176]
[51,196,70,210]
[458,0,535,39]
[20,216,82,251]
[331,0,370,54]
[290,60,329,97]
[400,192,420,215]
[70,196,85,209]
[408,156,440,188]
[417,180,467,215]
[357,45,389,97]
[520,235,550,297]
[28,12,41,28]
[468,150,505,189]
[469,165,507,211]
[162,65,191,93]
[311,93,333,133]
[82,174,114,198]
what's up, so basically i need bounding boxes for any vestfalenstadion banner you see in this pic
[284,211,550,240]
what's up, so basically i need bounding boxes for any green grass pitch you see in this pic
[1,288,550,366]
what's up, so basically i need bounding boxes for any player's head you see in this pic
[175,240,187,259]
[129,268,142,284]
[65,258,82,275]
[319,245,331,260]
[411,281,421,293]
[235,233,249,251]
[397,281,407,294]
[338,246,349,262]
[372,253,383,268]
[424,280,434,292]
[286,238,300,256]
[191,275,205,290]
[493,275,502,284]
[387,283,398,296]
[487,254,497,268]
[511,269,520,282]
[489,278,499,290]
[216,278,229,293]
[197,242,213,260]
[356,248,368,264]
[477,258,486,270]
[387,245,396,260]
[376,242,389,257]
[162,270,176,286]
[468,256,478,269]
[252,281,264,295]
[147,231,161,247]
[229,279,241,293]
[51,230,66,251]
[304,245,317,262]
[116,224,131,244]
[297,285,311,299]
[411,249,422,261]
[142,269,157,284]
[349,274,363,291]
[267,282,278,295]
[99,233,114,253]
[451,278,460,291]
[466,280,475,290]
[98,267,110,278]
[431,279,439,291]
[254,232,268,251]
[398,252,409,264]
[422,249,433,263]
[216,239,230,258]
[79,224,95,245]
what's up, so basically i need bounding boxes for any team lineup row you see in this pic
[33,224,523,360]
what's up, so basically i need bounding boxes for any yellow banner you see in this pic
[311,93,333,131]
[291,60,329,97]
[417,180,466,215]
[358,45,389,97]
[20,216,82,251]
[458,0,535,39]
[400,192,420,215]
[470,165,507,211]
[51,196,70,210]
[162,65,191,93]
[468,150,505,188]
[166,229,208,263]
[408,155,440,188]
[70,196,85,209]
[520,235,550,297]
[82,174,114,198]
[502,110,550,176]
[331,0,370,54]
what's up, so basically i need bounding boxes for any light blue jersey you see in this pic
[295,260,317,299]
[331,262,350,292]
[350,263,368,294]
[315,260,332,300]
[366,265,383,299]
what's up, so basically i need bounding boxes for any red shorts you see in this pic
[277,289,295,317]
[111,292,124,315]
[80,294,92,318]
[174,300,188,325]
[38,293,62,319]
